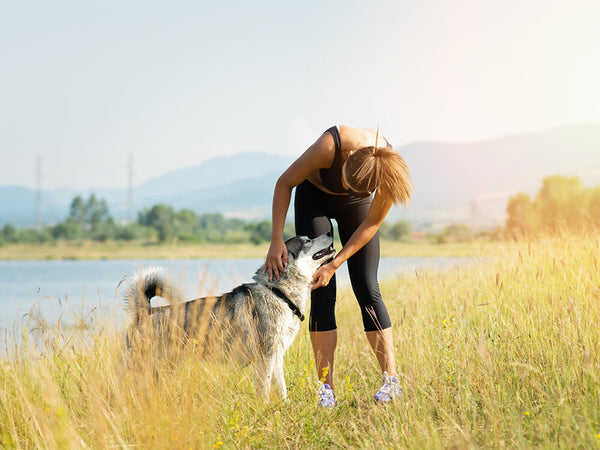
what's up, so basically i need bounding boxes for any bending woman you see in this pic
[265,125,413,406]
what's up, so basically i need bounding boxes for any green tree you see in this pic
[247,220,272,245]
[115,223,155,241]
[2,224,18,243]
[436,224,473,243]
[379,220,411,241]
[91,217,116,241]
[69,196,87,226]
[389,220,411,240]
[18,228,52,243]
[138,204,176,242]
[283,222,295,241]
[51,218,84,240]
[86,195,109,231]
[67,194,112,236]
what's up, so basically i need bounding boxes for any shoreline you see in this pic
[0,239,484,261]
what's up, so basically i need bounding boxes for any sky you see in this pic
[1,0,599,190]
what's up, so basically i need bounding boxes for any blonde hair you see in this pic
[344,146,414,205]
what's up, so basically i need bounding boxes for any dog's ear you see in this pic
[284,236,303,260]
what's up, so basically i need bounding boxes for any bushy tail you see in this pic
[122,267,182,322]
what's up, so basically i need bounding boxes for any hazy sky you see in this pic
[1,0,599,190]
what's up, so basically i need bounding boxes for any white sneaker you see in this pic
[374,371,401,403]
[316,383,337,407]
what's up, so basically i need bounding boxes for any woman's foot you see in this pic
[374,371,401,403]
[316,383,337,407]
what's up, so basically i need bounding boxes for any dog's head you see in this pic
[254,232,335,286]
[282,232,335,280]
[253,233,335,286]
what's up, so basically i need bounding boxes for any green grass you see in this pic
[1,234,599,448]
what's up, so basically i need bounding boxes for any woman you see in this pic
[265,125,413,406]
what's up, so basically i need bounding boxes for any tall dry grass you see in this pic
[1,234,599,448]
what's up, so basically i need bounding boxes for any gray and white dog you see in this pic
[122,232,334,399]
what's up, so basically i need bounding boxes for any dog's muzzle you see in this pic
[313,246,335,264]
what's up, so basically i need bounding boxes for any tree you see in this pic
[86,195,109,231]
[436,224,473,243]
[51,219,84,240]
[248,220,272,245]
[68,194,111,235]
[506,193,536,237]
[536,175,585,232]
[587,186,600,228]
[389,220,411,240]
[2,224,18,243]
[69,196,87,225]
[138,204,176,242]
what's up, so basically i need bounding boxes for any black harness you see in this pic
[270,287,305,322]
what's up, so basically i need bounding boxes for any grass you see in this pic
[1,234,600,448]
[0,239,481,261]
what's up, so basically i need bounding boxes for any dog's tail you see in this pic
[122,267,182,323]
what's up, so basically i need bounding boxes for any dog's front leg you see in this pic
[255,355,275,400]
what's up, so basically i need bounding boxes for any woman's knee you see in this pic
[360,301,392,331]
[309,284,337,332]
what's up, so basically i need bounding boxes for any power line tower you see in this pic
[127,153,134,222]
[36,155,42,228]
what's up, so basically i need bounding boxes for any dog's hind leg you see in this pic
[255,355,276,400]
[272,353,287,399]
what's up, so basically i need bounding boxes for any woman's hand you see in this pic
[264,239,288,281]
[311,260,337,290]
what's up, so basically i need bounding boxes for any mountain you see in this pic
[396,122,600,229]
[1,122,599,230]
[134,152,294,199]
[0,186,73,228]
[0,153,294,227]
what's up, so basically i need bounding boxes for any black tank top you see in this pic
[319,126,387,197]
[319,126,348,194]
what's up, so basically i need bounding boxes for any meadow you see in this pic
[1,234,599,448]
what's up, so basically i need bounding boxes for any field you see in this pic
[1,235,599,448]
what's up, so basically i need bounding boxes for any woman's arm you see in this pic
[311,187,393,289]
[265,132,335,280]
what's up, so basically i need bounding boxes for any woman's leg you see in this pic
[366,328,396,377]
[310,329,337,388]
[337,201,396,377]
[294,181,338,388]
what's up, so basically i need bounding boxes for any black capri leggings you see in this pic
[294,180,392,332]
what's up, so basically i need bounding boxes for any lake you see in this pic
[0,256,469,329]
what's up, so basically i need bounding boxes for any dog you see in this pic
[122,232,335,399]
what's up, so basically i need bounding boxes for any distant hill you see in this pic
[397,122,600,229]
[2,122,599,230]
[0,153,294,227]
[134,152,294,199]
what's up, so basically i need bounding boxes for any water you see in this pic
[0,256,469,328]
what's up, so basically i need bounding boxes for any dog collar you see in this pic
[271,287,305,321]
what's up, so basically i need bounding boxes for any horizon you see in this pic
[1,1,599,190]
[3,120,598,193]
